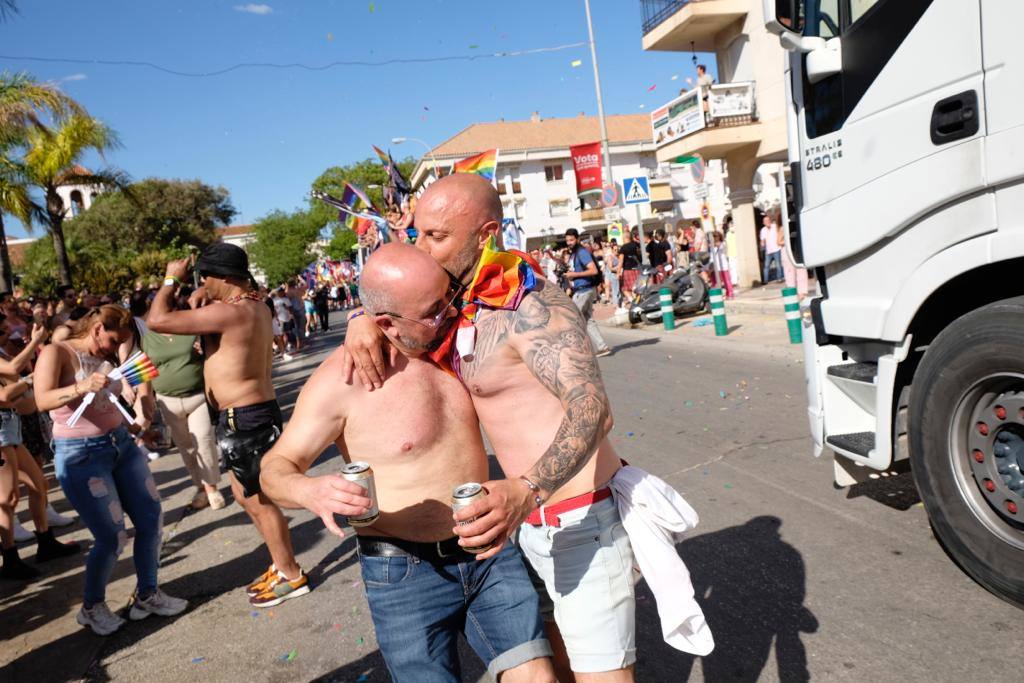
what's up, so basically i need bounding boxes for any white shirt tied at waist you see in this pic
[610,465,714,656]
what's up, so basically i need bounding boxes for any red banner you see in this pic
[570,141,603,197]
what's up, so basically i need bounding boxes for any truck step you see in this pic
[826,362,877,383]
[826,432,875,458]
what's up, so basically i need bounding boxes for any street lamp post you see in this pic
[391,137,440,181]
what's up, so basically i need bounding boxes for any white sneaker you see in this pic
[13,519,32,543]
[282,353,294,362]
[77,602,126,636]
[208,490,227,510]
[46,504,75,528]
[129,588,188,620]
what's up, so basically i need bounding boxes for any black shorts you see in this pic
[216,400,283,498]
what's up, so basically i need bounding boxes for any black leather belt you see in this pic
[356,535,470,562]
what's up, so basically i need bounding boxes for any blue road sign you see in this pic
[623,176,651,205]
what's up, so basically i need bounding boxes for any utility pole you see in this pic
[584,0,615,211]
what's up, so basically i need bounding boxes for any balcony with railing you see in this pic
[640,0,748,52]
[649,81,767,161]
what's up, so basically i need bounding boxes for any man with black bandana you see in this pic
[148,243,309,608]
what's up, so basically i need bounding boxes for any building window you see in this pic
[544,164,564,182]
[549,200,570,218]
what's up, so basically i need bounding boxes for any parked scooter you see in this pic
[627,261,708,325]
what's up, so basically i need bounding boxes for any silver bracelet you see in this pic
[519,476,544,509]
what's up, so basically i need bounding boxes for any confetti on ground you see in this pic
[719,391,728,399]
[724,483,734,489]
[647,84,657,91]
[357,637,366,646]
[191,657,205,664]
[333,623,342,630]
[692,318,713,327]
[702,468,709,475]
[250,611,260,618]
[571,59,582,67]
[351,580,361,587]
[626,432,635,437]
[268,610,275,618]
[281,649,297,662]
[684,400,695,407]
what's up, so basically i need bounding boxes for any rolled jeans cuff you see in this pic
[486,638,553,680]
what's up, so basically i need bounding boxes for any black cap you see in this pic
[196,242,254,284]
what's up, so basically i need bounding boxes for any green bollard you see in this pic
[660,287,675,331]
[709,288,728,336]
[782,287,802,343]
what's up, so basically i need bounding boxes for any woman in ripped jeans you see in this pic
[35,305,187,636]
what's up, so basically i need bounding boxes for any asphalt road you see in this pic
[0,309,1018,682]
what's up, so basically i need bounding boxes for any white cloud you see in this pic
[233,3,273,15]
[59,73,88,83]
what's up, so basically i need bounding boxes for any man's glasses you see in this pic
[382,283,465,330]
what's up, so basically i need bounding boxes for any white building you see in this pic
[410,113,726,246]
[55,165,105,219]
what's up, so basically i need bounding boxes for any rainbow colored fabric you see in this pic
[428,236,542,377]
[115,352,159,387]
[453,149,498,181]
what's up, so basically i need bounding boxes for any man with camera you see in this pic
[563,229,611,357]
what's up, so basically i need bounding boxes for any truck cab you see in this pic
[766,0,1024,608]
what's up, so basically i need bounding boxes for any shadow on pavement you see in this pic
[845,470,921,511]
[610,338,660,354]
[635,515,817,682]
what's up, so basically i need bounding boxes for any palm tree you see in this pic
[22,114,129,286]
[0,71,85,291]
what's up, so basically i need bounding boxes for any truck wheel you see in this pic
[908,299,1024,608]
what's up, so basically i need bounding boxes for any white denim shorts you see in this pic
[517,495,638,673]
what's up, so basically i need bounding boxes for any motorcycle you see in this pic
[627,261,709,325]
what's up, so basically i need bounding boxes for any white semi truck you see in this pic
[765,0,1023,608]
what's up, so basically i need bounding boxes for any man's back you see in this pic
[204,299,275,411]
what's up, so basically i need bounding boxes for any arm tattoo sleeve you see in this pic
[515,283,611,494]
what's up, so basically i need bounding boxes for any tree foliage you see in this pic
[247,209,326,287]
[325,226,358,260]
[67,178,234,253]
[17,177,234,295]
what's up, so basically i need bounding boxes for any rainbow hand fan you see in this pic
[65,352,160,427]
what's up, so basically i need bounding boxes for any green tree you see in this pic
[325,226,358,260]
[22,113,130,286]
[248,209,326,287]
[0,71,85,293]
[309,155,416,225]
[67,178,235,254]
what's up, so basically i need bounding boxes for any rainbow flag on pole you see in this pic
[453,148,498,182]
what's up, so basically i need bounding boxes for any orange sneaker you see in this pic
[246,564,277,598]
[249,570,310,608]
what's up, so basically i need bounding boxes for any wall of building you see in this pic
[55,183,102,219]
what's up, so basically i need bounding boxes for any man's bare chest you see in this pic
[457,311,523,395]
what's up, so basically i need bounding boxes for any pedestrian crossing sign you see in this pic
[623,176,650,205]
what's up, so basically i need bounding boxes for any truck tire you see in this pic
[908,299,1024,608]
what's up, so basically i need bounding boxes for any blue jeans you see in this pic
[54,426,163,607]
[359,542,551,682]
[763,251,783,283]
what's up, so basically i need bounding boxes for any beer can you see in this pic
[452,482,491,554]
[342,461,379,527]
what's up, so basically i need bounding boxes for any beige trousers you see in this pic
[156,391,221,488]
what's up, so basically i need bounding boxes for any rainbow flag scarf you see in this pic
[428,236,542,378]
[452,148,498,182]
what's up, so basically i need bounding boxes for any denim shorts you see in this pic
[359,541,551,682]
[517,496,638,673]
[0,409,23,448]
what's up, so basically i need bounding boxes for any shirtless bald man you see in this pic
[344,175,638,682]
[148,243,308,608]
[260,243,555,683]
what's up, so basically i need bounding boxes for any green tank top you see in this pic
[141,331,204,398]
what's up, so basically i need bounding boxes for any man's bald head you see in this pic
[414,174,503,282]
[360,242,445,315]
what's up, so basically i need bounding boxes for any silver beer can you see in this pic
[452,482,491,554]
[342,461,379,527]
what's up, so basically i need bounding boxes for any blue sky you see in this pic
[1,1,716,237]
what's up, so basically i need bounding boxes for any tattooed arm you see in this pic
[512,281,614,494]
[452,280,613,560]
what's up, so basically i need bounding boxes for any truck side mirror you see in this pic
[764,0,803,35]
